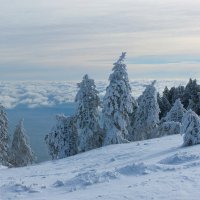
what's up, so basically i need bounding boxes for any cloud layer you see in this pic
[0,80,192,109]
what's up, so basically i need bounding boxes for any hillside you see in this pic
[1,135,200,200]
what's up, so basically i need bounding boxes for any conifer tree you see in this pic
[75,74,102,152]
[158,93,171,119]
[171,86,185,104]
[0,105,9,166]
[185,79,200,115]
[188,94,200,115]
[9,119,35,167]
[181,110,200,146]
[183,79,200,111]
[133,81,160,141]
[163,98,186,123]
[102,52,137,145]
[45,115,78,160]
[163,86,174,104]
[158,121,181,137]
[163,86,170,99]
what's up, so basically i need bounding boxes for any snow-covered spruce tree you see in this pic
[102,52,137,145]
[181,110,200,146]
[163,86,170,99]
[188,94,200,115]
[9,119,35,167]
[158,121,181,136]
[0,105,9,166]
[133,80,160,141]
[45,115,78,160]
[75,74,102,152]
[157,93,171,119]
[185,79,200,115]
[163,86,173,104]
[182,78,194,108]
[157,99,185,137]
[183,79,200,112]
[163,98,186,123]
[162,85,184,106]
[171,86,185,105]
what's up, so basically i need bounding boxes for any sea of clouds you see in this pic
[0,79,193,109]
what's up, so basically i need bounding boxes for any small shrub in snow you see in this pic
[181,110,200,146]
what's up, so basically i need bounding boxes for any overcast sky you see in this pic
[1,0,200,80]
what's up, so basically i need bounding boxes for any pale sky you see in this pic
[1,0,200,80]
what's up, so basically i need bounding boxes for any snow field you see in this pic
[1,134,200,199]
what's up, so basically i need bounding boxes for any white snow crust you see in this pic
[1,134,200,199]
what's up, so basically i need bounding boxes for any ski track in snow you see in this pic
[1,135,200,199]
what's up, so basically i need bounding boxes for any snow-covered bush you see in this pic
[45,115,78,160]
[158,121,181,137]
[0,105,9,166]
[9,119,35,167]
[163,99,186,123]
[101,52,137,145]
[133,81,160,141]
[75,74,102,152]
[181,110,200,146]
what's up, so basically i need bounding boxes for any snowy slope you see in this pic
[1,135,200,200]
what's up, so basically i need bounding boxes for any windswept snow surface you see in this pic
[1,135,200,200]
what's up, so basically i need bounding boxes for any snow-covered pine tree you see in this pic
[102,52,137,145]
[0,105,9,166]
[75,74,102,152]
[133,80,160,141]
[9,119,35,167]
[181,110,200,146]
[45,115,77,160]
[163,98,186,123]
